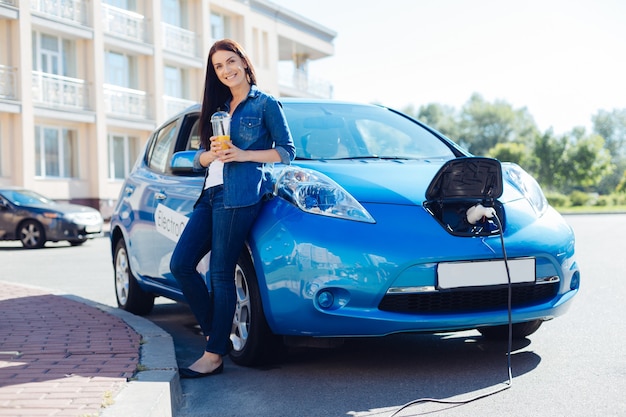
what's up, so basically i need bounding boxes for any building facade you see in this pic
[0,0,335,218]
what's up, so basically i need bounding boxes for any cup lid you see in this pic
[211,110,230,120]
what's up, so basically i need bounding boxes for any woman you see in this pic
[170,39,295,378]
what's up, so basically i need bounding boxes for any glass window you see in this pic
[210,12,230,40]
[148,121,178,173]
[105,51,137,88]
[164,66,182,98]
[32,32,75,77]
[35,126,78,178]
[108,133,139,180]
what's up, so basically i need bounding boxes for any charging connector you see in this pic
[466,203,496,225]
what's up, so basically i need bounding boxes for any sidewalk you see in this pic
[0,281,180,417]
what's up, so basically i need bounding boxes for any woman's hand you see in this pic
[215,142,249,163]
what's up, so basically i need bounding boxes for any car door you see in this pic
[146,113,204,287]
[0,195,17,239]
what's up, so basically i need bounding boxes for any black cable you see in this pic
[388,213,512,417]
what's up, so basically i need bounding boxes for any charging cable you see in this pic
[388,210,513,416]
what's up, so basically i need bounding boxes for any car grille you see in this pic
[378,282,559,314]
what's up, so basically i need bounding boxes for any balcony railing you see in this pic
[162,22,198,58]
[164,96,196,119]
[31,0,87,26]
[31,71,89,109]
[104,84,150,119]
[102,3,147,44]
[0,65,18,100]
[279,67,332,99]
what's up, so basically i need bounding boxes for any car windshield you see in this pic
[1,189,54,206]
[282,102,457,161]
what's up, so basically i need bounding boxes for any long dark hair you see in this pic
[199,39,257,149]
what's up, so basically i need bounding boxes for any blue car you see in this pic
[110,99,580,366]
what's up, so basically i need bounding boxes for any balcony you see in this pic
[278,66,332,99]
[161,22,198,59]
[104,84,151,120]
[102,3,147,44]
[31,0,87,26]
[0,65,18,101]
[31,71,89,110]
[164,96,196,119]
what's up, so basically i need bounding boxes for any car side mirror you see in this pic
[170,150,204,176]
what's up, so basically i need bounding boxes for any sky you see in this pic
[270,0,626,135]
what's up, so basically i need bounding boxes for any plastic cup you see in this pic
[210,111,231,150]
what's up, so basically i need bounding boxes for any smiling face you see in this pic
[211,50,249,90]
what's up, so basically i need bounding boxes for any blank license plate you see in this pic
[437,258,535,289]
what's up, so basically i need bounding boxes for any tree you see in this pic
[488,142,530,168]
[414,103,461,142]
[592,108,626,193]
[561,132,613,192]
[528,129,568,191]
[457,93,538,156]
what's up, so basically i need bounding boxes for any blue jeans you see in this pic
[170,185,261,355]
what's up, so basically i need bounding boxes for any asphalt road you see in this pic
[2,214,625,416]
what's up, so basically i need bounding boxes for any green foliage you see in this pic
[411,93,626,199]
[545,192,569,208]
[487,142,529,167]
[569,190,591,206]
[457,93,538,156]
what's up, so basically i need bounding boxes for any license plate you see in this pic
[437,258,535,289]
[85,225,101,233]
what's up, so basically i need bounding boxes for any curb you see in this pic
[61,295,182,417]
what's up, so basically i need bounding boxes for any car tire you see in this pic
[114,238,155,315]
[229,252,285,367]
[69,239,87,246]
[19,219,46,249]
[478,319,543,340]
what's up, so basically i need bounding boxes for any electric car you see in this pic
[110,99,580,366]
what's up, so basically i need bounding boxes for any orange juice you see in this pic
[215,135,230,150]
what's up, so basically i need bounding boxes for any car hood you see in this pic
[293,159,522,205]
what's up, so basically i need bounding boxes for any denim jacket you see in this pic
[194,85,296,208]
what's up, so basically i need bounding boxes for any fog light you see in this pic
[317,290,334,309]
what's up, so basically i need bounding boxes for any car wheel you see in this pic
[229,252,285,367]
[114,238,155,315]
[478,319,543,340]
[19,219,46,249]
[69,239,87,246]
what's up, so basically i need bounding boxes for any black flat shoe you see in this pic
[179,362,224,379]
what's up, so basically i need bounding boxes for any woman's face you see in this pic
[212,50,249,89]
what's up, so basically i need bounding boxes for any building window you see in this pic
[108,133,139,180]
[164,66,186,98]
[34,126,78,178]
[104,0,137,10]
[105,51,137,88]
[163,0,187,27]
[32,32,76,76]
[210,12,230,40]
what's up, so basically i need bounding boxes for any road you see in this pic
[2,214,625,416]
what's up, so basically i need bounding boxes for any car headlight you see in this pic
[275,166,375,223]
[502,162,548,216]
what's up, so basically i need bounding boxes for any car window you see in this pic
[186,117,201,151]
[148,120,178,173]
[282,102,456,160]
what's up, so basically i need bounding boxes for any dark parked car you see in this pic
[110,99,580,366]
[0,187,103,249]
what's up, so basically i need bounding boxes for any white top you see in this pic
[204,160,224,189]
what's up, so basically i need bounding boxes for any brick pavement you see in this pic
[0,282,141,417]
